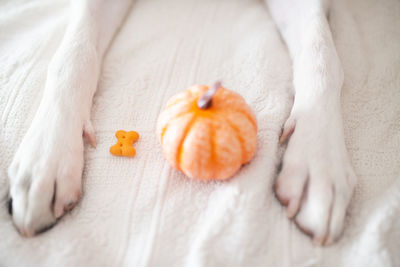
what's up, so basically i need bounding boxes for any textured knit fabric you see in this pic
[0,0,399,266]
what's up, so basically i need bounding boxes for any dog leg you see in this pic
[7,0,133,237]
[266,0,357,245]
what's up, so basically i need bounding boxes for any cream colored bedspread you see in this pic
[0,0,399,266]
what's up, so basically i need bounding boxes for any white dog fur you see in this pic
[7,0,356,245]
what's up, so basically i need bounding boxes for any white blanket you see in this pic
[0,0,399,266]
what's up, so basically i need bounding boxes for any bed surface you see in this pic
[0,0,399,266]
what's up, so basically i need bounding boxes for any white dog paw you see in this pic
[275,110,357,245]
[7,112,88,237]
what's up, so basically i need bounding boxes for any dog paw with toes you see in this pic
[275,111,357,245]
[7,111,92,237]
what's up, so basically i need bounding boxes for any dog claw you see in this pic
[279,117,296,144]
[83,121,97,148]
[7,198,13,215]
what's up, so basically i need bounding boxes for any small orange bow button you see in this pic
[110,130,139,157]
